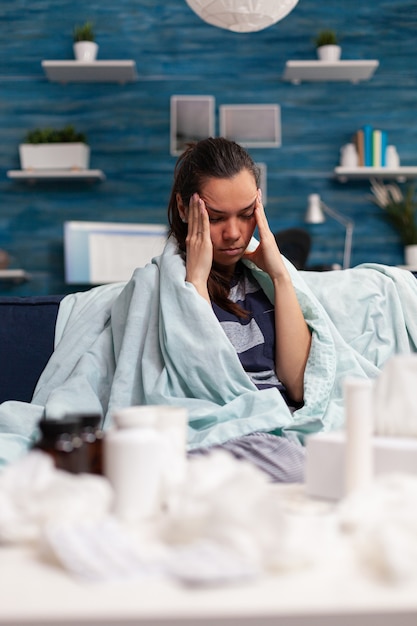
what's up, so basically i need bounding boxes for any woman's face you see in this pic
[199,169,258,272]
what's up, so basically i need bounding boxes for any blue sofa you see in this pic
[2,268,416,406]
[0,295,65,404]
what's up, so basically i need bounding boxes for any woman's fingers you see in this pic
[187,193,199,237]
[184,194,213,300]
[255,189,273,240]
[187,193,209,241]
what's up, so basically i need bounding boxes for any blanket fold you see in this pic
[1,237,417,467]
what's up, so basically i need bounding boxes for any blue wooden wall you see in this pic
[1,0,417,295]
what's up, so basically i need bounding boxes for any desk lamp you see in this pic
[305,193,354,270]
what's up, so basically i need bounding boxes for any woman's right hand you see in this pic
[185,193,212,302]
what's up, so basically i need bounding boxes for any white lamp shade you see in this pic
[185,0,299,33]
[305,193,325,224]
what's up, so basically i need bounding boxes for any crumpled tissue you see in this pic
[157,449,286,573]
[156,450,339,579]
[0,448,331,586]
[374,354,417,437]
[44,450,293,585]
[0,450,113,544]
[338,473,417,582]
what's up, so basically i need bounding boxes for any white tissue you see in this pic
[0,448,334,586]
[157,450,286,572]
[36,450,288,585]
[338,473,417,582]
[42,517,167,582]
[0,451,113,544]
[374,354,417,437]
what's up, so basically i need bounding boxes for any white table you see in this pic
[1,485,417,626]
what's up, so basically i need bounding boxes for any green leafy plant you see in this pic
[370,179,417,245]
[73,21,95,42]
[24,125,87,144]
[313,29,339,48]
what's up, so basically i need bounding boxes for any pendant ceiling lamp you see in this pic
[185,0,299,33]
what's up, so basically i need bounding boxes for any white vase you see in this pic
[340,143,359,167]
[385,145,400,168]
[317,45,341,62]
[404,244,417,267]
[73,41,98,62]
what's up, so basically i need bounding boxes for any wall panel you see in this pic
[0,0,415,294]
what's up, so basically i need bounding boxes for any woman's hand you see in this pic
[185,193,212,303]
[243,190,287,281]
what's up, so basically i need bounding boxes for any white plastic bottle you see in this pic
[112,405,188,507]
[343,377,374,495]
[104,419,163,523]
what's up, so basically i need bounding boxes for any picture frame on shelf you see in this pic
[256,162,267,206]
[219,104,281,148]
[170,95,215,156]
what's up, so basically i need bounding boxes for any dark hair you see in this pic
[167,137,260,317]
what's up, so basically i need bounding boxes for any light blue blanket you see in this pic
[1,237,417,467]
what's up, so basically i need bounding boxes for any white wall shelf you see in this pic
[41,60,138,83]
[282,60,379,84]
[334,166,417,182]
[7,169,106,182]
[0,269,30,283]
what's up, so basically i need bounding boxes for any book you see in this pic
[372,129,382,167]
[362,124,373,166]
[353,129,365,166]
[380,130,388,166]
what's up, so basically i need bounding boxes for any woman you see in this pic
[168,137,311,480]
[0,138,314,475]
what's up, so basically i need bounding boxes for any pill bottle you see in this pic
[34,416,89,474]
[112,405,188,509]
[77,413,104,475]
[104,421,164,523]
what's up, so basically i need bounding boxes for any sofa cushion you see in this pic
[0,295,64,404]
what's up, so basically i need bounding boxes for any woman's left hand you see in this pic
[244,192,311,404]
[243,190,287,281]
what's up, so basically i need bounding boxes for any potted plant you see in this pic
[19,125,90,171]
[313,29,341,62]
[370,178,417,266]
[73,21,98,61]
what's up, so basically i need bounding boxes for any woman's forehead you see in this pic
[200,170,257,211]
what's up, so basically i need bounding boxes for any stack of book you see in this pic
[352,125,388,167]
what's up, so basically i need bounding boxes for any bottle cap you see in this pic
[68,413,102,429]
[38,416,82,436]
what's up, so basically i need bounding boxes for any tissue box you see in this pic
[305,431,417,501]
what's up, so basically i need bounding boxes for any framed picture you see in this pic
[256,162,267,206]
[170,95,215,156]
[219,104,281,148]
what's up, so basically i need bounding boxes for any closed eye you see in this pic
[241,211,255,220]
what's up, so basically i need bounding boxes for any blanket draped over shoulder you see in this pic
[1,237,417,467]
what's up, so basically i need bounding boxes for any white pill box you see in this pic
[305,431,417,500]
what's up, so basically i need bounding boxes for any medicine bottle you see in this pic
[34,416,89,474]
[104,417,164,522]
[77,413,104,475]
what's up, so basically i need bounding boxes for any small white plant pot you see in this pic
[404,244,417,267]
[73,41,98,62]
[19,143,90,170]
[317,45,341,62]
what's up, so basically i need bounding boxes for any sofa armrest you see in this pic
[0,295,64,404]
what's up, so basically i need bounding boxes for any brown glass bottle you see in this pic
[34,417,89,474]
[77,413,104,475]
